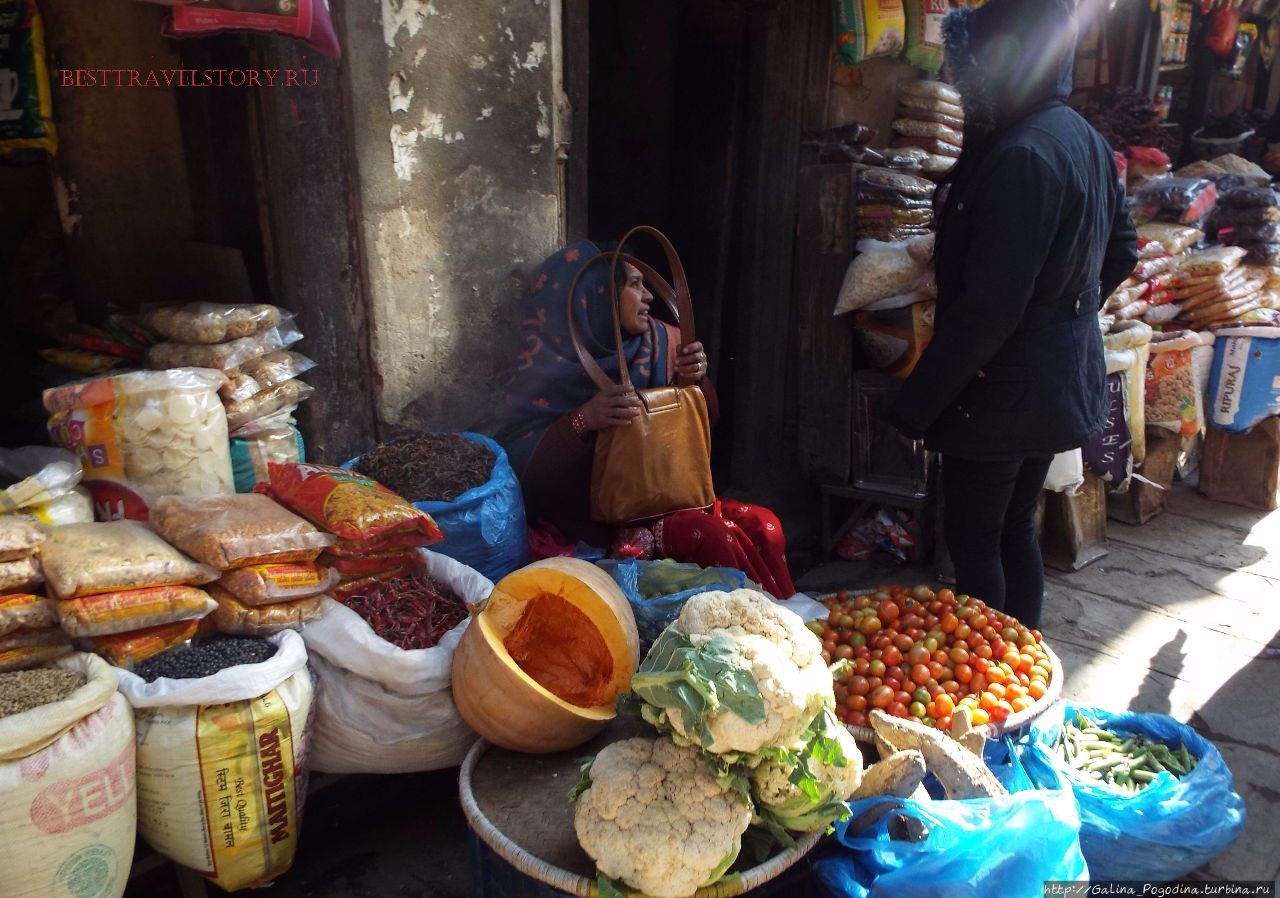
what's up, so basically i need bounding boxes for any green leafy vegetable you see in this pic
[596,873,628,898]
[567,756,595,803]
[630,630,766,749]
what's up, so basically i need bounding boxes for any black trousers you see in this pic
[941,453,1053,630]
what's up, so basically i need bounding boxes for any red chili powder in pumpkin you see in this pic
[503,592,615,708]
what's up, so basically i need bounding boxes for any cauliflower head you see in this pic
[573,737,752,898]
[750,715,862,835]
[640,589,833,757]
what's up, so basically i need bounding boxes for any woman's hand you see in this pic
[675,341,708,384]
[577,385,642,431]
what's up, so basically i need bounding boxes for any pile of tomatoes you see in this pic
[812,585,1054,732]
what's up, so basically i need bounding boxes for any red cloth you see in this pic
[657,500,796,599]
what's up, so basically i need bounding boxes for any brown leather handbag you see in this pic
[566,226,715,525]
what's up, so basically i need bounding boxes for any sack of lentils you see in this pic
[300,550,488,774]
[113,630,313,892]
[0,653,137,898]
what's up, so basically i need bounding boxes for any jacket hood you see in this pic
[943,0,1076,126]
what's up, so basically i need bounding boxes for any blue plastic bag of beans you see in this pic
[344,433,527,582]
[813,787,1088,898]
[597,558,750,652]
[1019,701,1246,881]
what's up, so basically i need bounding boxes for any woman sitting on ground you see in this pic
[495,239,797,598]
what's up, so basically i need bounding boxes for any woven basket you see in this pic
[459,740,823,898]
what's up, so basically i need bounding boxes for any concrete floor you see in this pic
[123,482,1280,896]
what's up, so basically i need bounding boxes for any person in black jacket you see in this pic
[890,0,1138,629]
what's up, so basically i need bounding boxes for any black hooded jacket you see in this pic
[891,0,1138,459]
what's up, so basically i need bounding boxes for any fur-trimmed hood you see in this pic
[942,0,1076,128]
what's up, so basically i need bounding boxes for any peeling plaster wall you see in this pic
[347,0,561,432]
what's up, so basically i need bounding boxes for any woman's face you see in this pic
[617,262,653,336]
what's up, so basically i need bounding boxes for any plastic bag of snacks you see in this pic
[55,586,217,638]
[145,303,283,344]
[0,654,136,898]
[0,593,55,637]
[164,0,339,56]
[230,408,305,493]
[834,0,905,64]
[145,319,302,372]
[208,587,324,636]
[85,619,199,668]
[0,627,72,671]
[0,517,43,561]
[902,1,948,70]
[220,371,262,404]
[44,369,235,520]
[114,630,312,892]
[1145,331,1206,436]
[835,237,933,315]
[0,447,83,517]
[301,551,486,774]
[41,521,218,600]
[242,350,317,390]
[258,463,445,544]
[0,0,57,157]
[0,555,41,593]
[224,379,313,431]
[149,493,333,570]
[218,562,339,606]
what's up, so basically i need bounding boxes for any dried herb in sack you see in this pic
[355,433,496,503]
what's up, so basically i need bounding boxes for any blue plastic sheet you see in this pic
[344,433,527,582]
[1020,701,1246,882]
[813,787,1087,898]
[597,559,750,650]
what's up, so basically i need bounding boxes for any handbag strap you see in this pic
[565,227,698,392]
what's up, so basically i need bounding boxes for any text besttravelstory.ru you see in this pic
[58,68,320,89]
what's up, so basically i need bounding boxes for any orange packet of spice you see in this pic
[218,561,340,606]
[324,550,421,581]
[255,462,444,544]
[86,619,199,668]
[56,585,217,638]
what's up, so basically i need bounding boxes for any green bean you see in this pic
[1131,769,1157,783]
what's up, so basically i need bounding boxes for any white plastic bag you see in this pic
[834,237,933,315]
[0,447,92,524]
[300,550,488,774]
[113,630,312,891]
[1044,449,1085,494]
[0,653,136,898]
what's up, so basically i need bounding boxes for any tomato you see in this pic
[854,658,871,676]
[823,639,837,656]
[879,602,901,623]
[949,645,969,665]
[986,665,1007,685]
[933,693,956,717]
[910,663,931,686]
[834,645,854,660]
[971,656,990,674]
[927,661,948,680]
[855,646,872,661]
[931,649,950,666]
[884,677,903,693]
[854,595,874,610]
[894,633,915,652]
[1029,664,1051,682]
[979,691,999,712]
[1011,696,1036,713]
[868,659,886,677]
[848,675,870,696]
[806,620,825,637]
[991,638,1008,659]
[906,645,930,666]
[954,622,972,640]
[990,700,1014,723]
[935,714,952,731]
[954,662,973,684]
[870,685,894,709]
[986,682,1006,700]
[1027,680,1047,700]
[849,710,869,728]
[881,645,903,668]
[821,650,832,665]
[909,701,927,718]
[848,632,868,648]
[970,673,988,694]
[969,707,990,726]
[846,694,868,712]
[887,701,910,718]
[912,687,931,705]
[937,588,955,604]
[857,616,882,636]
[939,612,959,634]
[942,680,962,695]
[893,690,913,707]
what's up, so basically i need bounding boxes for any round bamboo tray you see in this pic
[458,724,822,898]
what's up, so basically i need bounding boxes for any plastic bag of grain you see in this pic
[300,550,485,774]
[834,0,905,64]
[113,630,312,892]
[0,653,136,898]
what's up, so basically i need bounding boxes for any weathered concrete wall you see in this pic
[344,0,562,433]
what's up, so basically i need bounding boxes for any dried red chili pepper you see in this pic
[342,571,467,650]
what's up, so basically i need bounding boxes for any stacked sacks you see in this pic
[855,168,936,243]
[0,518,64,671]
[1105,235,1191,323]
[148,494,335,637]
[1168,247,1273,331]
[254,463,444,602]
[892,80,963,179]
[1133,177,1218,229]
[142,303,314,492]
[40,521,219,668]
